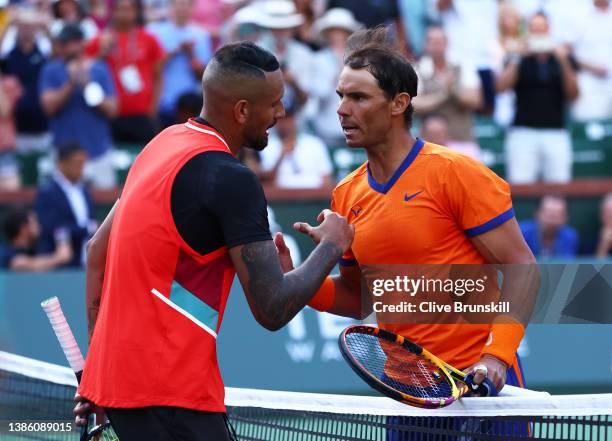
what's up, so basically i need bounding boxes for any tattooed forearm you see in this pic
[240,240,342,330]
[87,299,100,340]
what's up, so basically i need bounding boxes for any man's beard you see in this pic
[245,134,269,151]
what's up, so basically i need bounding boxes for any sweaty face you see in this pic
[244,70,285,151]
[336,66,393,148]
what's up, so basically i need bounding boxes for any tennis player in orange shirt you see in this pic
[295,26,538,393]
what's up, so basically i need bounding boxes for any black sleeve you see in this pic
[171,151,272,256]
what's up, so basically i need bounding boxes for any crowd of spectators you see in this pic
[0,0,611,268]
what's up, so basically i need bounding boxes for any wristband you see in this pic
[308,276,336,312]
[481,315,525,367]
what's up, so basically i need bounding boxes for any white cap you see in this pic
[313,8,362,38]
[256,0,304,29]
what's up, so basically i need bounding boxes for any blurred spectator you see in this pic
[259,95,333,189]
[175,91,201,124]
[34,142,96,267]
[398,0,427,56]
[428,0,499,65]
[496,12,578,184]
[310,8,361,146]
[49,0,99,40]
[492,2,525,127]
[1,8,51,154]
[413,26,482,159]
[570,0,612,121]
[190,0,228,42]
[428,0,499,111]
[0,0,9,33]
[257,0,312,111]
[0,208,72,271]
[0,7,52,58]
[39,24,118,189]
[595,193,612,258]
[293,0,321,50]
[419,112,481,158]
[86,0,164,144]
[147,0,212,127]
[326,0,408,52]
[520,195,578,259]
[0,71,21,189]
[220,3,263,44]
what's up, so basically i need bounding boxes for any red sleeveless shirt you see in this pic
[80,119,236,411]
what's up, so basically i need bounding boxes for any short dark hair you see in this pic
[4,209,29,242]
[211,41,280,79]
[344,26,418,127]
[57,142,86,162]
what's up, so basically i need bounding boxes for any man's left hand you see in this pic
[465,354,508,393]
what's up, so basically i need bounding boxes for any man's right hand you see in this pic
[293,209,354,253]
[55,241,73,264]
[74,393,105,428]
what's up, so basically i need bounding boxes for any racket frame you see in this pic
[339,325,471,408]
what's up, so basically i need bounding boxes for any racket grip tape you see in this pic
[41,297,86,373]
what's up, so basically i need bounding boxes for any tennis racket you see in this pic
[339,325,497,408]
[41,296,118,441]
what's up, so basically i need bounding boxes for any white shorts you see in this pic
[505,127,572,184]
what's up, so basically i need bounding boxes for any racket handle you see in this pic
[465,373,498,397]
[41,297,85,372]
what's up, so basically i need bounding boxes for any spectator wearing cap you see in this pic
[520,195,579,259]
[39,23,118,189]
[1,8,52,154]
[310,8,361,147]
[413,26,483,160]
[257,0,313,112]
[147,0,212,127]
[34,142,96,268]
[86,0,164,144]
[0,208,73,271]
[49,0,99,41]
[570,0,612,121]
[496,12,578,184]
[326,0,408,53]
[258,95,333,190]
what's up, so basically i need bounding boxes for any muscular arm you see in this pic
[469,217,539,323]
[323,264,370,319]
[230,238,343,331]
[86,202,117,341]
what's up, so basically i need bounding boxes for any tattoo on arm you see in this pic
[87,297,100,340]
[240,240,342,330]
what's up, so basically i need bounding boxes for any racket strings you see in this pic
[345,332,453,400]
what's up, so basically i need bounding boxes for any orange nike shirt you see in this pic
[332,139,514,369]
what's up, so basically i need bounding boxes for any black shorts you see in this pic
[105,406,234,441]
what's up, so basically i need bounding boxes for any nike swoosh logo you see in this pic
[404,191,422,202]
